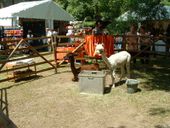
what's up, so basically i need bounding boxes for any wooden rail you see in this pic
[0,36,57,83]
[0,34,169,83]
[114,34,170,57]
[0,88,8,117]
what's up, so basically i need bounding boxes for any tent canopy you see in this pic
[117,6,170,21]
[0,0,74,21]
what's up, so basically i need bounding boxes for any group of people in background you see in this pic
[25,28,59,53]
[126,24,151,64]
[46,28,58,52]
[25,21,170,62]
[65,20,109,43]
[125,23,170,64]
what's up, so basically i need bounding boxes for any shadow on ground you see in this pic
[6,74,54,88]
[131,57,170,91]
[107,126,126,128]
[0,87,17,128]
[104,80,126,94]
[14,75,43,82]
[155,124,170,128]
[149,107,170,116]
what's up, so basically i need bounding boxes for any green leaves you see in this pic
[54,0,167,34]
[54,0,165,22]
[54,0,124,21]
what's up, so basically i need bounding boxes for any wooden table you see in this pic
[6,59,36,81]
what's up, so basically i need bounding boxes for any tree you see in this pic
[54,0,123,21]
[161,0,170,6]
[108,0,167,33]
[122,0,166,21]
[54,0,167,33]
[55,0,166,21]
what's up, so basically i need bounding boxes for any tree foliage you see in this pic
[123,0,166,20]
[161,0,170,6]
[54,0,167,33]
[54,0,124,21]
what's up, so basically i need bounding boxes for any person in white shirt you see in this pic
[25,30,34,54]
[46,28,53,51]
[66,26,74,43]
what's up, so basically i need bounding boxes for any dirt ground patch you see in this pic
[1,61,170,128]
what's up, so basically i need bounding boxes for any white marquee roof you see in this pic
[0,0,74,21]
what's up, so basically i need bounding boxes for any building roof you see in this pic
[0,0,74,21]
[117,6,170,21]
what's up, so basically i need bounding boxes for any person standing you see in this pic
[46,28,53,52]
[138,26,152,64]
[26,30,34,54]
[92,20,103,35]
[66,26,74,43]
[126,24,138,63]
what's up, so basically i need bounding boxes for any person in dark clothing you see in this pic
[0,26,5,50]
[92,21,103,35]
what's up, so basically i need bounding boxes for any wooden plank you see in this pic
[0,36,50,45]
[4,89,8,117]
[15,44,49,51]
[57,42,76,47]
[0,60,54,74]
[0,39,24,71]
[0,89,2,109]
[0,67,54,83]
[0,77,15,83]
[52,39,57,73]
[0,52,53,64]
[36,67,54,73]
[57,35,84,39]
[56,50,73,53]
[58,41,85,66]
[23,40,57,71]
[0,44,49,53]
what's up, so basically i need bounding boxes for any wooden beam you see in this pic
[0,60,54,74]
[58,41,85,66]
[0,39,24,71]
[23,40,57,72]
[0,52,53,64]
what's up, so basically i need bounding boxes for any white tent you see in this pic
[117,6,170,21]
[0,0,74,21]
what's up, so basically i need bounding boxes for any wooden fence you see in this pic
[0,34,169,83]
[0,36,57,83]
[0,87,8,117]
[54,34,170,63]
[114,34,170,57]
